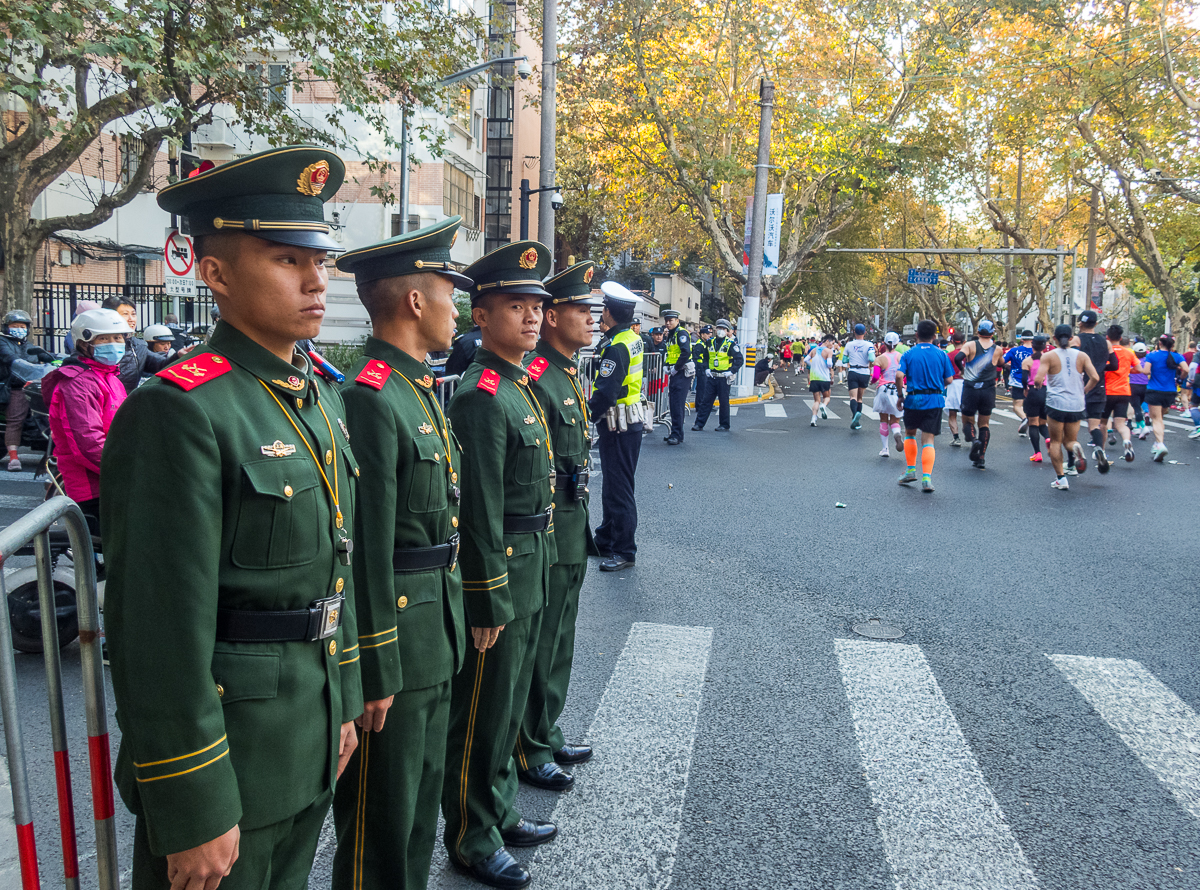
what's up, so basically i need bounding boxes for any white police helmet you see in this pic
[143,323,176,343]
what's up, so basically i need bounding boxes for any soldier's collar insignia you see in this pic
[527,356,550,381]
[564,398,576,406]
[519,375,529,386]
[418,422,434,435]
[567,366,577,375]
[523,415,537,425]
[261,440,297,457]
[337,418,350,442]
[272,376,305,391]
[297,160,331,196]
[419,374,434,388]
[156,353,232,391]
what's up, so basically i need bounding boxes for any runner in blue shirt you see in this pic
[1003,330,1034,434]
[897,320,956,492]
[1139,333,1187,461]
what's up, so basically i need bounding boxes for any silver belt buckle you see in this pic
[311,595,344,641]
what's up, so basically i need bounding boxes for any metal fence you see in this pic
[32,283,217,353]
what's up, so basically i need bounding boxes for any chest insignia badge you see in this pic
[523,415,537,425]
[262,440,297,457]
[419,422,434,435]
[564,398,576,406]
[337,418,350,442]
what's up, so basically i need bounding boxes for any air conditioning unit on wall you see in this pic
[194,120,235,148]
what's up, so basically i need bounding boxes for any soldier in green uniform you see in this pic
[513,261,601,792]
[329,217,472,890]
[441,241,558,890]
[101,145,363,890]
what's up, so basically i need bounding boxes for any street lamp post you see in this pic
[396,55,530,235]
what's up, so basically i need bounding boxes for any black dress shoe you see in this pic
[500,818,558,848]
[518,761,574,790]
[553,744,593,765]
[599,555,634,572]
[456,849,531,889]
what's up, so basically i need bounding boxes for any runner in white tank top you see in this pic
[1033,325,1100,490]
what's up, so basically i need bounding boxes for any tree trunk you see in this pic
[0,211,39,315]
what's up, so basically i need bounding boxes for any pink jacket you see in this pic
[43,358,126,502]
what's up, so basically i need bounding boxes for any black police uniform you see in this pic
[663,321,691,443]
[589,322,642,568]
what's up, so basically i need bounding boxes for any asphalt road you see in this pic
[2,373,1198,890]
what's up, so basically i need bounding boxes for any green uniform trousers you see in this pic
[132,790,332,890]
[517,561,586,768]
[331,680,451,890]
[441,609,543,867]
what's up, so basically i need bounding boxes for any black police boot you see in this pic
[518,762,574,790]
[456,849,531,889]
[554,743,594,765]
[500,818,558,848]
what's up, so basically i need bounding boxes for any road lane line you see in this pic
[811,401,841,419]
[764,403,787,418]
[993,408,1021,420]
[1048,654,1200,821]
[835,640,1039,890]
[530,622,714,888]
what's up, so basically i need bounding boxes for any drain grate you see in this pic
[852,617,904,639]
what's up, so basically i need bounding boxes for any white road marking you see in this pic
[835,640,1039,890]
[764,403,786,418]
[728,406,738,416]
[1048,654,1200,821]
[530,623,714,888]
[993,408,1021,420]
[810,402,841,419]
[0,495,44,510]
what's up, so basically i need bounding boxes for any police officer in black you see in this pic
[589,283,645,572]
[661,309,692,445]
[691,324,712,409]
[693,319,743,431]
[445,324,483,377]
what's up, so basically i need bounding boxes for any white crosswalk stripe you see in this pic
[1048,654,1200,822]
[810,402,841,419]
[763,403,786,418]
[993,408,1021,420]
[835,640,1040,890]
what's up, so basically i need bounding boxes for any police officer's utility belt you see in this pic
[554,466,589,502]
[215,595,344,643]
[503,507,553,534]
[393,533,460,574]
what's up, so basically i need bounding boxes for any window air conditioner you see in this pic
[195,120,235,148]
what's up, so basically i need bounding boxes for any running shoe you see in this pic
[1094,445,1110,474]
[878,447,890,457]
[968,439,982,462]
[1189,426,1200,439]
[1051,477,1069,490]
[1071,442,1087,474]
[1065,465,1078,476]
[949,435,962,447]
[1108,430,1118,446]
[1029,453,1043,462]
[1136,427,1149,440]
[1123,441,1135,462]
[920,475,934,493]
[810,418,817,427]
[893,429,904,451]
[897,469,919,485]
[820,405,828,420]
[1018,417,1029,434]
[6,457,20,472]
[972,458,986,470]
[1152,442,1168,462]
[851,412,862,430]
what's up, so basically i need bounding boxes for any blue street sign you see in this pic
[907,268,940,286]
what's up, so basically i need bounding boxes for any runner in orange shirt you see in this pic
[1102,324,1137,463]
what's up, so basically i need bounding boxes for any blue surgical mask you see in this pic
[91,343,125,366]
[6,327,27,341]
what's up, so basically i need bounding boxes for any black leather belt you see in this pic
[393,534,460,574]
[215,595,344,643]
[503,507,553,534]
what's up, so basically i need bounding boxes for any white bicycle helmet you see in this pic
[143,323,176,343]
[71,309,129,344]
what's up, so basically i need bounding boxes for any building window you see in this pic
[484,50,515,254]
[391,214,422,237]
[444,163,475,225]
[120,135,146,187]
[125,255,146,286]
[247,63,289,104]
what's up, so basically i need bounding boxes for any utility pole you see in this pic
[1086,185,1098,309]
[537,0,557,268]
[737,78,773,396]
[1055,242,1066,323]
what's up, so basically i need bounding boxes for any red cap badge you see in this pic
[354,360,390,391]
[477,368,501,395]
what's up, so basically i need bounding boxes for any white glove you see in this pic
[706,369,715,378]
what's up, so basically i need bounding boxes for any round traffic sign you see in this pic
[164,231,195,277]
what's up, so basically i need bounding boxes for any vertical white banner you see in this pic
[763,193,783,277]
[1071,269,1089,314]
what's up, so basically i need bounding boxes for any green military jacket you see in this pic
[101,321,362,857]
[525,341,598,565]
[341,338,467,698]
[447,347,555,627]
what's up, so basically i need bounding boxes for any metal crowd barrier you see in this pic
[577,351,667,427]
[0,498,117,890]
[436,375,460,414]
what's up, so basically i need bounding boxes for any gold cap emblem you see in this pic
[583,267,594,284]
[519,247,539,270]
[297,160,331,196]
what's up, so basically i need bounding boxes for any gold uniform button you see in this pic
[325,450,333,465]
[216,683,224,698]
[284,485,294,498]
[506,546,513,556]
[335,578,345,593]
[452,516,459,528]
[328,640,337,656]
[397,595,408,609]
[536,439,541,446]
[452,472,458,483]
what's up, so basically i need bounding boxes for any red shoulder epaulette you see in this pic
[156,354,233,391]
[477,368,501,395]
[354,360,390,390]
[527,356,550,381]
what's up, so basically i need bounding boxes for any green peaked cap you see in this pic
[461,240,552,303]
[157,144,345,250]
[335,216,472,289]
[543,260,601,305]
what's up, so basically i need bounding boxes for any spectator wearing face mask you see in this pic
[40,309,129,532]
[0,309,60,471]
[99,296,173,393]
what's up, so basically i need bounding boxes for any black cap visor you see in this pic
[250,229,343,252]
[472,282,552,302]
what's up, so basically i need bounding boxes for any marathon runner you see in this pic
[1102,324,1138,463]
[843,324,875,430]
[954,320,1004,469]
[872,332,903,457]
[807,335,835,426]
[945,331,966,447]
[1035,323,1100,490]
[1140,334,1187,462]
[1021,335,1049,463]
[1129,341,1150,438]
[896,320,955,493]
[1003,330,1034,434]
[1071,309,1119,474]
